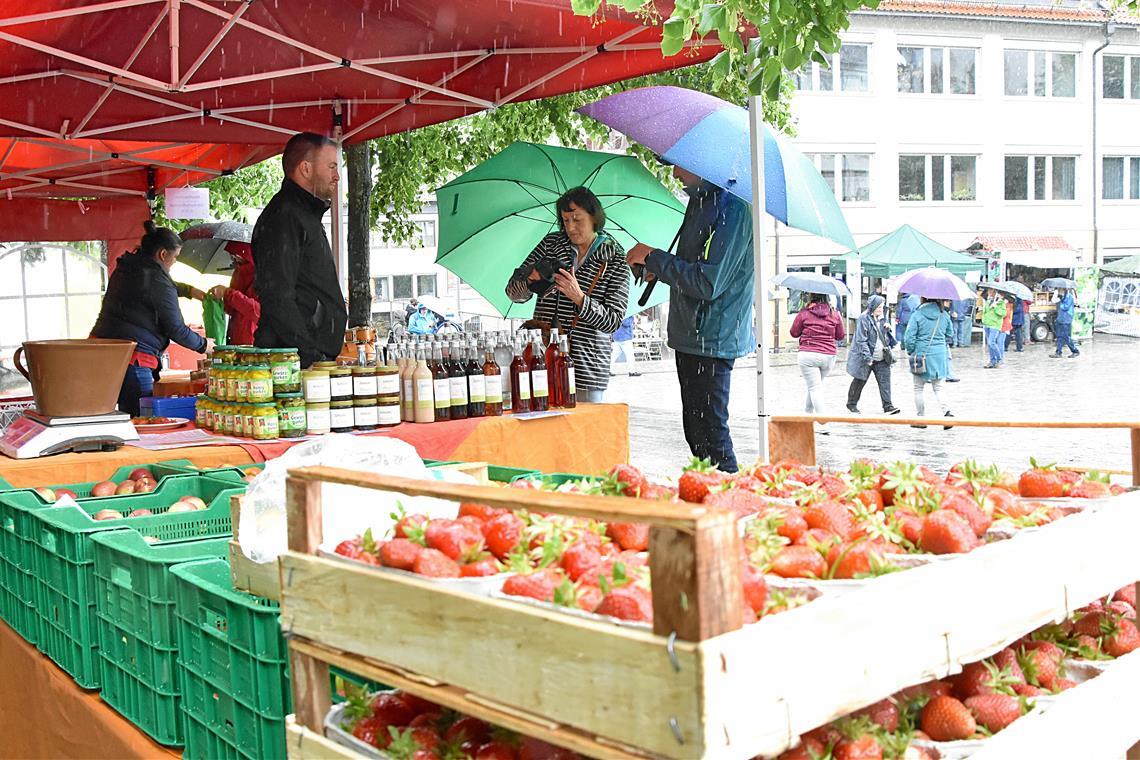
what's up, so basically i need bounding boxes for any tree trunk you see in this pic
[346,142,373,327]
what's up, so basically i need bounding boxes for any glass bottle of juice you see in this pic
[431,342,451,422]
[529,332,549,412]
[466,337,485,418]
[483,343,502,416]
[510,337,531,414]
[545,326,562,408]
[448,339,468,420]
[412,347,435,423]
[559,334,576,408]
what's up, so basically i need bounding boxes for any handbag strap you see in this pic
[570,259,607,332]
[918,313,942,359]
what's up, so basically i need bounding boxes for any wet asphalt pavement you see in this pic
[608,334,1140,482]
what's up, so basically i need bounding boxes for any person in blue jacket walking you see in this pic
[626,166,753,473]
[904,298,956,428]
[895,291,920,344]
[1051,289,1080,358]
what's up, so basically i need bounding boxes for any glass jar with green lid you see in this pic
[241,403,256,438]
[234,346,255,366]
[353,397,378,430]
[329,366,353,401]
[276,393,306,438]
[202,398,215,431]
[247,364,274,403]
[221,403,236,435]
[330,399,355,432]
[207,371,219,399]
[251,348,272,366]
[270,348,301,394]
[222,366,238,402]
[376,394,401,427]
[213,346,236,365]
[235,366,251,403]
[195,395,208,428]
[252,403,280,440]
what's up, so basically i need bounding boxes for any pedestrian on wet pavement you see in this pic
[1051,288,1081,358]
[942,300,961,382]
[981,288,1009,369]
[791,293,846,415]
[1007,297,1028,353]
[610,315,640,377]
[895,291,920,344]
[904,298,955,428]
[845,294,900,415]
[950,294,975,348]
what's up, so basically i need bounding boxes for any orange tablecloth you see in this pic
[0,620,180,760]
[0,404,630,488]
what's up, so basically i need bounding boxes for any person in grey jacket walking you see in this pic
[846,295,900,414]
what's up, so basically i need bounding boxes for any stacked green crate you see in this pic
[169,461,265,484]
[94,532,232,745]
[28,476,242,688]
[171,559,290,760]
[0,461,195,645]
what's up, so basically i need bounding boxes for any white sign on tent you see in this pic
[164,187,210,220]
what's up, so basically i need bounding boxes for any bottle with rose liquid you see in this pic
[545,326,563,408]
[528,332,549,412]
[510,336,531,414]
[559,334,576,408]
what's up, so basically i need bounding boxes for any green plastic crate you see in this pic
[509,471,594,488]
[99,653,182,745]
[172,559,290,760]
[0,474,14,491]
[486,464,540,483]
[4,459,196,503]
[28,478,242,689]
[171,462,265,485]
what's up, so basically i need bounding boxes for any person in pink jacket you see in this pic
[790,294,846,414]
[207,241,260,345]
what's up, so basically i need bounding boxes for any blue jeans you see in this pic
[984,327,1004,366]
[951,319,970,347]
[675,351,737,473]
[118,363,155,417]
[1007,323,1025,351]
[895,322,907,345]
[1054,322,1079,355]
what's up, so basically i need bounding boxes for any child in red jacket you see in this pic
[208,241,260,345]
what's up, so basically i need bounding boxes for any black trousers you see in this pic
[847,360,893,411]
[675,351,738,473]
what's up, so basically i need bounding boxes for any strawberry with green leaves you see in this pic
[605,521,649,552]
[1018,458,1065,498]
[424,518,484,560]
[607,463,648,497]
[502,568,565,602]
[919,510,980,555]
[594,584,653,623]
[964,694,1023,733]
[678,457,726,503]
[380,538,423,571]
[920,695,976,741]
[481,513,525,560]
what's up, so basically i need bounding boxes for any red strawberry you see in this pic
[475,741,517,760]
[502,569,564,602]
[919,510,980,555]
[425,519,483,560]
[855,699,899,732]
[379,538,423,571]
[370,692,415,727]
[606,522,649,552]
[855,489,884,512]
[1021,639,1064,664]
[777,736,826,760]
[834,735,882,760]
[335,539,362,559]
[992,648,1026,683]
[768,545,827,579]
[396,691,439,715]
[678,461,724,503]
[1018,647,1058,689]
[704,489,767,518]
[982,487,1027,519]
[594,585,653,623]
[1104,618,1140,657]
[517,736,579,760]
[560,542,602,582]
[895,680,952,702]
[827,539,891,580]
[965,694,1021,732]
[459,556,500,577]
[608,464,648,497]
[892,509,925,545]
[920,696,977,741]
[952,661,1008,700]
[482,513,525,560]
[1019,466,1064,498]
[1052,677,1078,691]
[1069,480,1112,499]
[1075,634,1101,655]
[1114,584,1138,608]
[394,512,428,539]
[458,502,506,522]
[444,716,491,745]
[758,505,808,543]
[639,483,678,501]
[939,492,992,537]
[408,712,443,728]
[740,561,768,613]
[412,548,461,578]
[575,584,604,612]
[351,716,383,746]
[1012,682,1042,697]
[803,501,856,540]
[795,527,838,549]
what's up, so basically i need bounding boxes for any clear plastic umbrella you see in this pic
[772,271,852,299]
[984,281,1034,301]
[1040,277,1076,290]
[178,221,253,274]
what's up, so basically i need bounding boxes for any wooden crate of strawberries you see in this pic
[276,462,1139,759]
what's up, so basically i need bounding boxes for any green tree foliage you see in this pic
[152,159,282,230]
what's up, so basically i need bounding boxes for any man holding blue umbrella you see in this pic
[626,163,753,473]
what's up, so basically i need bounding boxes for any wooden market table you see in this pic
[0,619,180,760]
[0,403,630,489]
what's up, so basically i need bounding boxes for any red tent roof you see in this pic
[0,1,716,147]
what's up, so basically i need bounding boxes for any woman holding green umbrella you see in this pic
[506,187,629,401]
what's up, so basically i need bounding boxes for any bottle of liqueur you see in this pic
[510,337,531,414]
[448,339,468,420]
[431,342,451,422]
[528,332,549,412]
[559,334,576,408]
[466,337,485,418]
[482,343,502,416]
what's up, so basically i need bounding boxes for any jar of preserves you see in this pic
[213,346,236,366]
[352,366,378,398]
[306,402,331,435]
[311,361,338,371]
[330,399,355,433]
[376,394,401,427]
[195,395,208,428]
[251,348,272,366]
[276,393,306,438]
[239,403,254,438]
[247,364,274,403]
[252,403,280,440]
[235,366,251,403]
[301,369,331,403]
[221,366,237,402]
[206,371,218,400]
[234,346,254,366]
[202,398,215,431]
[353,397,378,430]
[329,366,353,401]
[222,403,236,435]
[374,365,400,396]
[270,348,301,394]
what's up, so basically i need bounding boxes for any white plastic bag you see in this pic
[236,434,464,563]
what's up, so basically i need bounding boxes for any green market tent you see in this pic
[1103,254,1140,276]
[830,224,985,278]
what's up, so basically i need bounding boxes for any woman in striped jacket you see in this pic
[505,187,630,401]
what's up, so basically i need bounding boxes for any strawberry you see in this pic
[1104,618,1140,657]
[1071,610,1109,637]
[952,661,1014,700]
[424,519,483,560]
[834,735,882,760]
[482,513,525,560]
[408,712,443,728]
[803,500,856,540]
[517,736,579,760]
[1011,682,1042,697]
[1052,677,1078,691]
[459,555,500,577]
[1114,584,1137,608]
[1108,600,1135,619]
[768,545,827,579]
[458,502,506,522]
[1019,461,1064,498]
[475,741,517,760]
[895,680,952,702]
[394,512,428,540]
[891,509,925,545]
[992,648,1026,683]
[740,561,768,613]
[1075,634,1101,655]
[1017,647,1058,689]
[919,510,980,555]
[795,527,839,548]
[777,736,826,760]
[758,505,808,543]
[939,491,992,537]
[606,522,649,552]
[560,542,602,582]
[444,716,492,745]
[854,489,884,512]
[575,583,604,611]
[369,692,415,728]
[920,696,977,741]
[826,539,892,580]
[608,464,648,497]
[1020,640,1064,665]
[594,585,653,622]
[678,458,724,503]
[412,548,460,578]
[502,569,564,602]
[981,487,1027,519]
[1069,480,1112,499]
[703,489,767,518]
[855,699,899,732]
[335,538,362,559]
[351,716,383,747]
[965,694,1021,732]
[379,538,423,571]
[640,483,678,501]
[396,691,439,715]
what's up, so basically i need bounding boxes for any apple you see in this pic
[54,488,78,501]
[90,480,118,497]
[34,487,56,503]
[115,480,137,495]
[92,509,121,521]
[133,478,157,494]
[128,468,153,481]
[128,508,153,518]
[177,496,207,511]
[142,536,160,544]
[166,501,198,513]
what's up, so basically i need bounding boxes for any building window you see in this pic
[416,274,437,297]
[1103,55,1140,99]
[1004,50,1077,97]
[372,276,389,301]
[795,44,870,92]
[392,274,413,300]
[898,46,975,94]
[898,154,976,202]
[806,153,872,202]
[1103,156,1140,200]
[415,220,437,247]
[1005,155,1077,201]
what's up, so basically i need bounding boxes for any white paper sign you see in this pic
[164,187,210,219]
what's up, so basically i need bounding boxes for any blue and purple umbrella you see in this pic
[577,86,855,249]
[890,267,975,301]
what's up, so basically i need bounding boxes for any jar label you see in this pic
[242,414,254,438]
[236,378,250,401]
[225,378,238,399]
[330,375,353,397]
[255,413,279,439]
[288,408,307,429]
[517,373,531,400]
[306,407,331,432]
[353,375,378,397]
[204,408,214,429]
[433,379,451,409]
[271,362,290,384]
[416,379,435,409]
[468,375,486,403]
[330,406,355,429]
[303,376,331,402]
[354,405,378,427]
[531,369,549,397]
[249,378,272,401]
[449,376,468,405]
[486,379,503,404]
[377,404,401,425]
[376,373,400,395]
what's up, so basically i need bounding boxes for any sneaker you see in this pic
[910,423,927,429]
[884,406,902,415]
[1049,354,1062,359]
[947,377,961,383]
[628,371,642,376]
[983,364,996,369]
[943,411,955,430]
[1067,353,1079,358]
[846,405,860,414]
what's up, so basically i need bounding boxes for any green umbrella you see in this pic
[435,142,685,319]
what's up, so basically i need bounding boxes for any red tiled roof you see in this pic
[970,234,1076,252]
[874,0,1112,23]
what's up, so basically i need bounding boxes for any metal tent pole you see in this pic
[748,95,771,464]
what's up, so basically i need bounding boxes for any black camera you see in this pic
[514,255,564,296]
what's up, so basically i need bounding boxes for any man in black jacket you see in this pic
[253,132,348,367]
